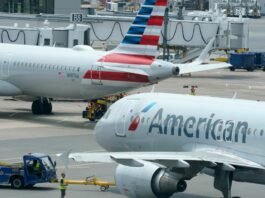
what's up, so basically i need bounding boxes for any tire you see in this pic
[11,177,24,189]
[247,68,254,72]
[229,67,235,71]
[43,101,52,114]
[100,185,109,192]
[32,100,42,115]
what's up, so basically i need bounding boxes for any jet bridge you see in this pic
[0,23,90,48]
[0,12,249,51]
[85,14,248,50]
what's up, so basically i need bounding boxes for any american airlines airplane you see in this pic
[68,93,265,198]
[0,0,229,115]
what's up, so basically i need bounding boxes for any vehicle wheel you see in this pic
[32,100,42,115]
[229,67,235,71]
[247,68,254,72]
[11,177,24,189]
[100,185,108,192]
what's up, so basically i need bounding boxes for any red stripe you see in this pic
[83,71,150,83]
[98,53,155,65]
[140,35,159,46]
[147,16,164,26]
[155,0,167,6]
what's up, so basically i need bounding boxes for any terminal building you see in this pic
[0,0,87,15]
[0,0,257,61]
[0,0,264,15]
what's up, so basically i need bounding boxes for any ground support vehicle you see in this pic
[82,94,125,121]
[64,176,115,191]
[0,153,57,189]
[229,52,258,71]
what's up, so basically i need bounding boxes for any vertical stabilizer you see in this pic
[98,0,168,65]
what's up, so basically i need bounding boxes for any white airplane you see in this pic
[68,93,265,198]
[0,0,229,115]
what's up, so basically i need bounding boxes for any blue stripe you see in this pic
[133,16,149,25]
[144,0,156,6]
[138,7,153,15]
[122,36,141,44]
[128,26,145,35]
[141,102,156,112]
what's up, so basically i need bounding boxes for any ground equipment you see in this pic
[64,176,115,191]
[0,153,57,189]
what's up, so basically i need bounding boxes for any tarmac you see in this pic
[1,68,265,198]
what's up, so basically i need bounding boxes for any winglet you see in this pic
[194,37,215,64]
[56,149,72,169]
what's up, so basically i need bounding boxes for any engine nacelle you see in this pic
[115,161,186,198]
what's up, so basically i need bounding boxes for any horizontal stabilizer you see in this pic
[178,62,231,75]
[102,65,150,76]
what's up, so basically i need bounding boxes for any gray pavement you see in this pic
[1,68,265,197]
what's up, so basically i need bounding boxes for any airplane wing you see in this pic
[68,150,264,170]
[177,62,231,75]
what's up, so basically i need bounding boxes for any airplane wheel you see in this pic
[43,100,52,114]
[11,176,24,189]
[32,100,42,115]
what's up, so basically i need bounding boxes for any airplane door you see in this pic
[91,65,102,85]
[115,102,127,137]
[115,100,138,137]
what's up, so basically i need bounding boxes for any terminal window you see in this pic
[0,0,54,14]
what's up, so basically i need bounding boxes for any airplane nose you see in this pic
[95,118,112,150]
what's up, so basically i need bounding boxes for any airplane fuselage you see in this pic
[96,93,265,168]
[0,44,176,100]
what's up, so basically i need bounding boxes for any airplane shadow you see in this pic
[180,74,257,80]
[173,193,214,198]
[0,185,55,191]
[0,111,96,130]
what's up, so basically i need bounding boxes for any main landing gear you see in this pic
[32,98,52,115]
[214,164,236,198]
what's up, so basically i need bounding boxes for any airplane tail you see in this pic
[98,0,168,65]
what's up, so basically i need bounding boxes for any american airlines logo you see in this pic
[128,102,157,131]
[148,108,253,144]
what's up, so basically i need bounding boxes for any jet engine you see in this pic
[115,161,187,198]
